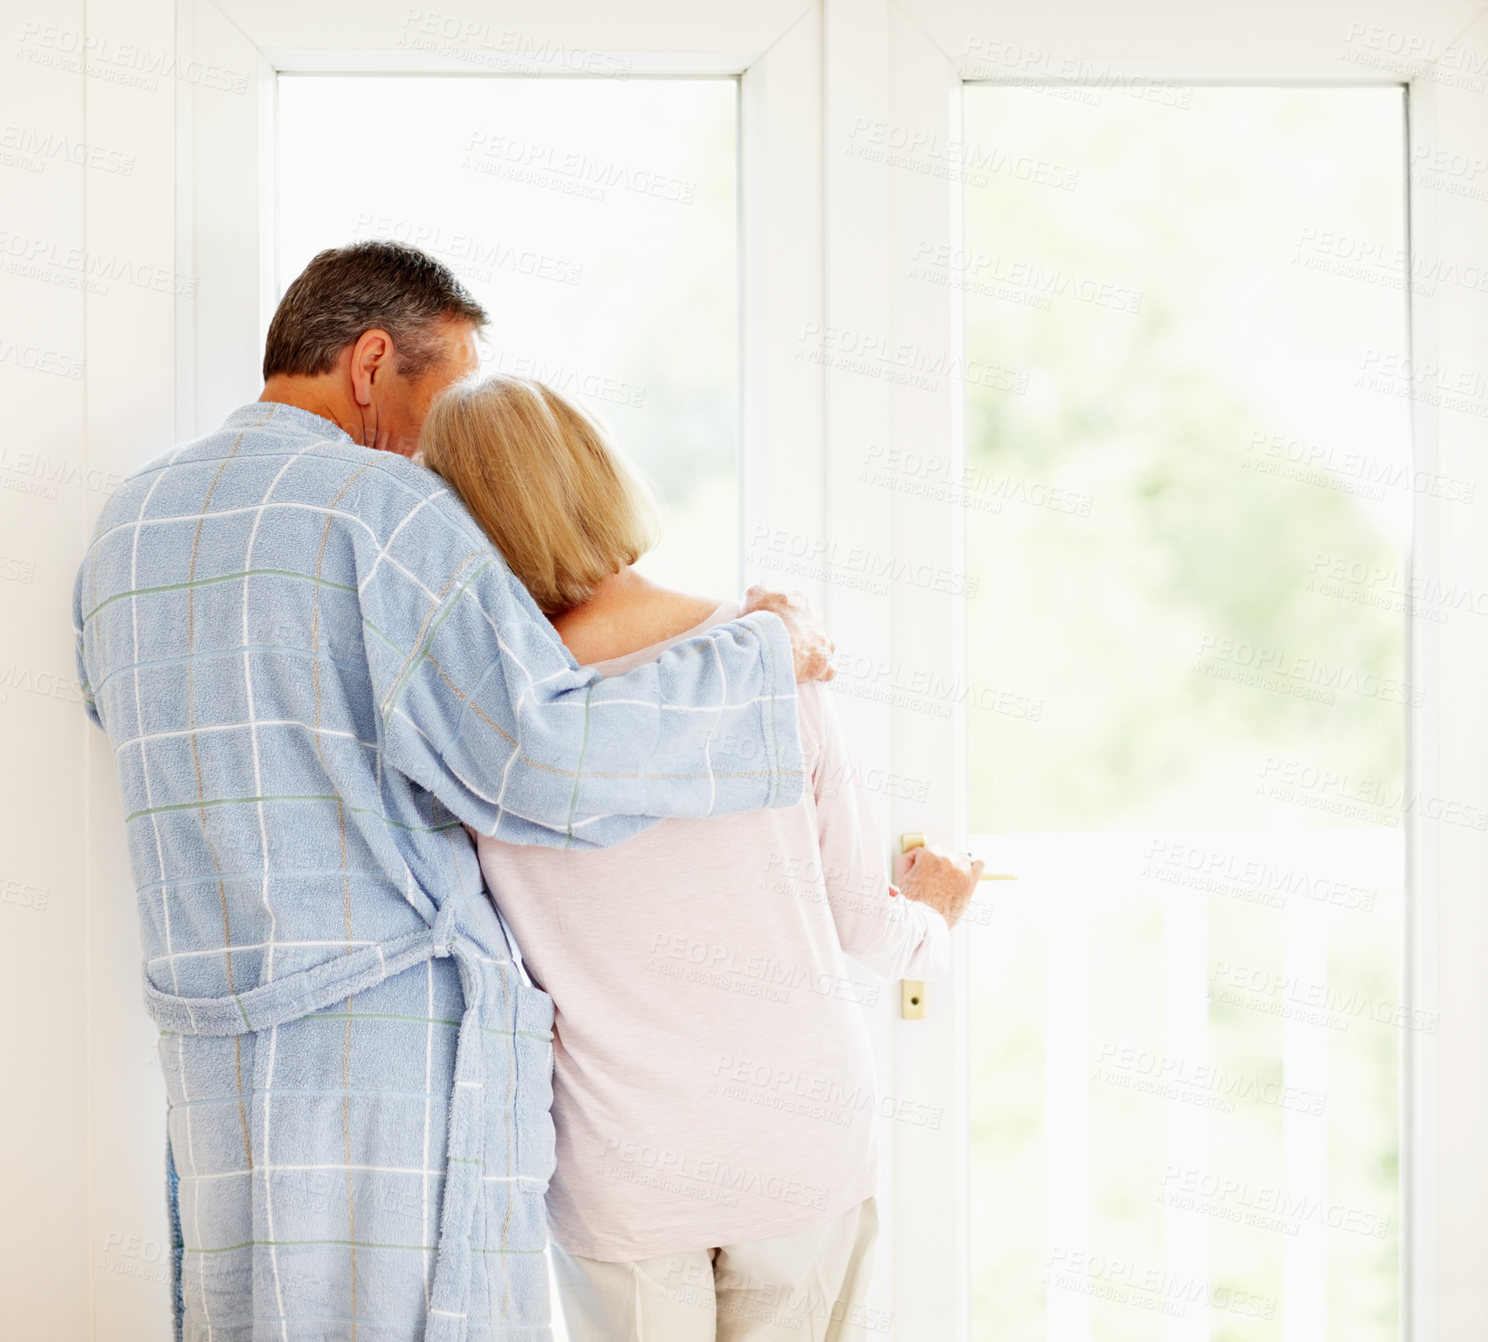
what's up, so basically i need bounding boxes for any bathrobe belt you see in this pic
[142,898,487,1342]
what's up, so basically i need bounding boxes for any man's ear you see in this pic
[348,329,394,407]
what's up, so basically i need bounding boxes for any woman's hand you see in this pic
[742,585,836,684]
[899,845,984,928]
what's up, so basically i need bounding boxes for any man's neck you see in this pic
[259,376,363,444]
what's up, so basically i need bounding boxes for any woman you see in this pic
[420,376,966,1341]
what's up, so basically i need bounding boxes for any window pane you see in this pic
[277,75,739,596]
[962,85,1408,1341]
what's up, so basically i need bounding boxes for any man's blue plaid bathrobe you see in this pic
[72,402,805,1342]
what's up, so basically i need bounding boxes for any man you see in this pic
[73,240,978,1341]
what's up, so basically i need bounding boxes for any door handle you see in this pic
[896,834,1016,1020]
[899,832,1017,880]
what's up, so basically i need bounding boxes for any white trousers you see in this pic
[551,1198,881,1342]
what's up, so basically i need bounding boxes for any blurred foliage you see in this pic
[964,87,1409,832]
[964,86,1406,1342]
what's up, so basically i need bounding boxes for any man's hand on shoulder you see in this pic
[899,845,983,929]
[742,584,835,684]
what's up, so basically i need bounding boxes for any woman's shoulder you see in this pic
[555,572,732,667]
[659,590,732,632]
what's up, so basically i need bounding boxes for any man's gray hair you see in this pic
[262,240,488,381]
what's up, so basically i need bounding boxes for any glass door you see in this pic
[956,84,1411,1340]
[276,74,742,596]
[276,73,748,1341]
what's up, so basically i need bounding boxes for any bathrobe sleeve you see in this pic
[74,621,101,730]
[357,489,806,849]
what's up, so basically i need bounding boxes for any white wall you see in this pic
[3,0,189,1334]
[1,2,92,1337]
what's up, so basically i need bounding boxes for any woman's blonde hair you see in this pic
[420,375,660,616]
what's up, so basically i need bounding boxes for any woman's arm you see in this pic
[806,685,952,981]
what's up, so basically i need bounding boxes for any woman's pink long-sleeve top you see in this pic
[474,601,950,1261]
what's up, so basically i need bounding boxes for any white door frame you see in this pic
[865,3,1488,1340]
